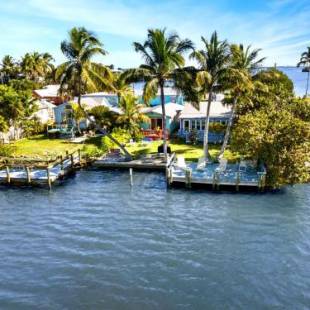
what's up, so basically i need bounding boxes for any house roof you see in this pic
[81,92,117,97]
[140,102,184,118]
[179,100,232,119]
[73,96,121,114]
[33,85,60,98]
[37,99,56,109]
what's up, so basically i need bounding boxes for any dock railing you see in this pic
[0,149,82,189]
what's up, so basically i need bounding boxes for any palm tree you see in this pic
[56,27,113,106]
[71,102,86,134]
[124,28,193,159]
[56,26,131,158]
[190,31,230,161]
[112,72,133,102]
[0,55,18,83]
[297,46,310,97]
[217,44,265,159]
[21,52,54,82]
[117,93,149,139]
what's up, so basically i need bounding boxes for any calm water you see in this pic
[0,170,309,309]
[133,67,309,100]
[278,66,309,97]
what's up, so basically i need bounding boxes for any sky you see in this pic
[0,0,309,68]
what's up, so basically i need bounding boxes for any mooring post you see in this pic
[212,173,216,190]
[78,149,81,165]
[60,155,64,174]
[129,168,133,186]
[46,167,52,190]
[236,171,240,192]
[166,167,172,187]
[5,166,10,184]
[70,154,74,169]
[26,166,31,184]
[185,169,192,188]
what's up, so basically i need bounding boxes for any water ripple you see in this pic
[0,170,309,309]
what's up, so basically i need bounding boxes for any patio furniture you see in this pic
[215,158,227,173]
[176,156,187,169]
[196,157,206,171]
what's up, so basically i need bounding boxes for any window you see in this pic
[196,120,201,130]
[184,120,189,131]
[191,120,196,130]
[201,121,205,130]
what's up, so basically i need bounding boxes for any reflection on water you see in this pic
[0,170,309,309]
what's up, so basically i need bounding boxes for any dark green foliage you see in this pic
[231,71,310,187]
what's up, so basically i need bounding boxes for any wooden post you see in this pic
[166,167,172,186]
[212,172,216,190]
[236,171,240,192]
[26,166,31,184]
[185,169,192,188]
[261,174,266,191]
[60,155,64,172]
[6,166,10,184]
[215,171,220,190]
[66,150,69,159]
[129,168,133,186]
[78,149,81,165]
[46,167,52,190]
[70,154,74,168]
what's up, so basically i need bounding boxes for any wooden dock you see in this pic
[0,150,82,189]
[93,153,174,170]
[166,161,267,191]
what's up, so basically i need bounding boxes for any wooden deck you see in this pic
[166,162,267,191]
[0,150,82,189]
[93,153,174,170]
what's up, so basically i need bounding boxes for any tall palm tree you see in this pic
[190,31,230,161]
[56,27,113,106]
[117,93,149,139]
[124,28,193,159]
[56,26,131,158]
[297,46,310,98]
[217,44,265,159]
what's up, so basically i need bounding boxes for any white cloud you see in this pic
[0,0,309,66]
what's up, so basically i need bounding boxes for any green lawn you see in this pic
[11,135,81,158]
[126,139,240,162]
[8,135,239,162]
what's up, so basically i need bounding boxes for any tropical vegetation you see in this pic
[0,26,309,187]
[123,28,193,158]
[189,31,230,161]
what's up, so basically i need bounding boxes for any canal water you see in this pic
[0,170,309,309]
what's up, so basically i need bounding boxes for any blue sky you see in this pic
[0,0,309,67]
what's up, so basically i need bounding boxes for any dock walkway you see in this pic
[93,153,170,170]
[0,150,82,188]
[167,161,266,190]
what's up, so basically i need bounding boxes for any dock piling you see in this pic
[26,166,31,184]
[5,166,10,184]
[46,167,52,190]
[129,168,133,186]
[70,154,74,168]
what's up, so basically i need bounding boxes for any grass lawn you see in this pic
[7,135,239,163]
[126,139,240,162]
[11,135,81,158]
